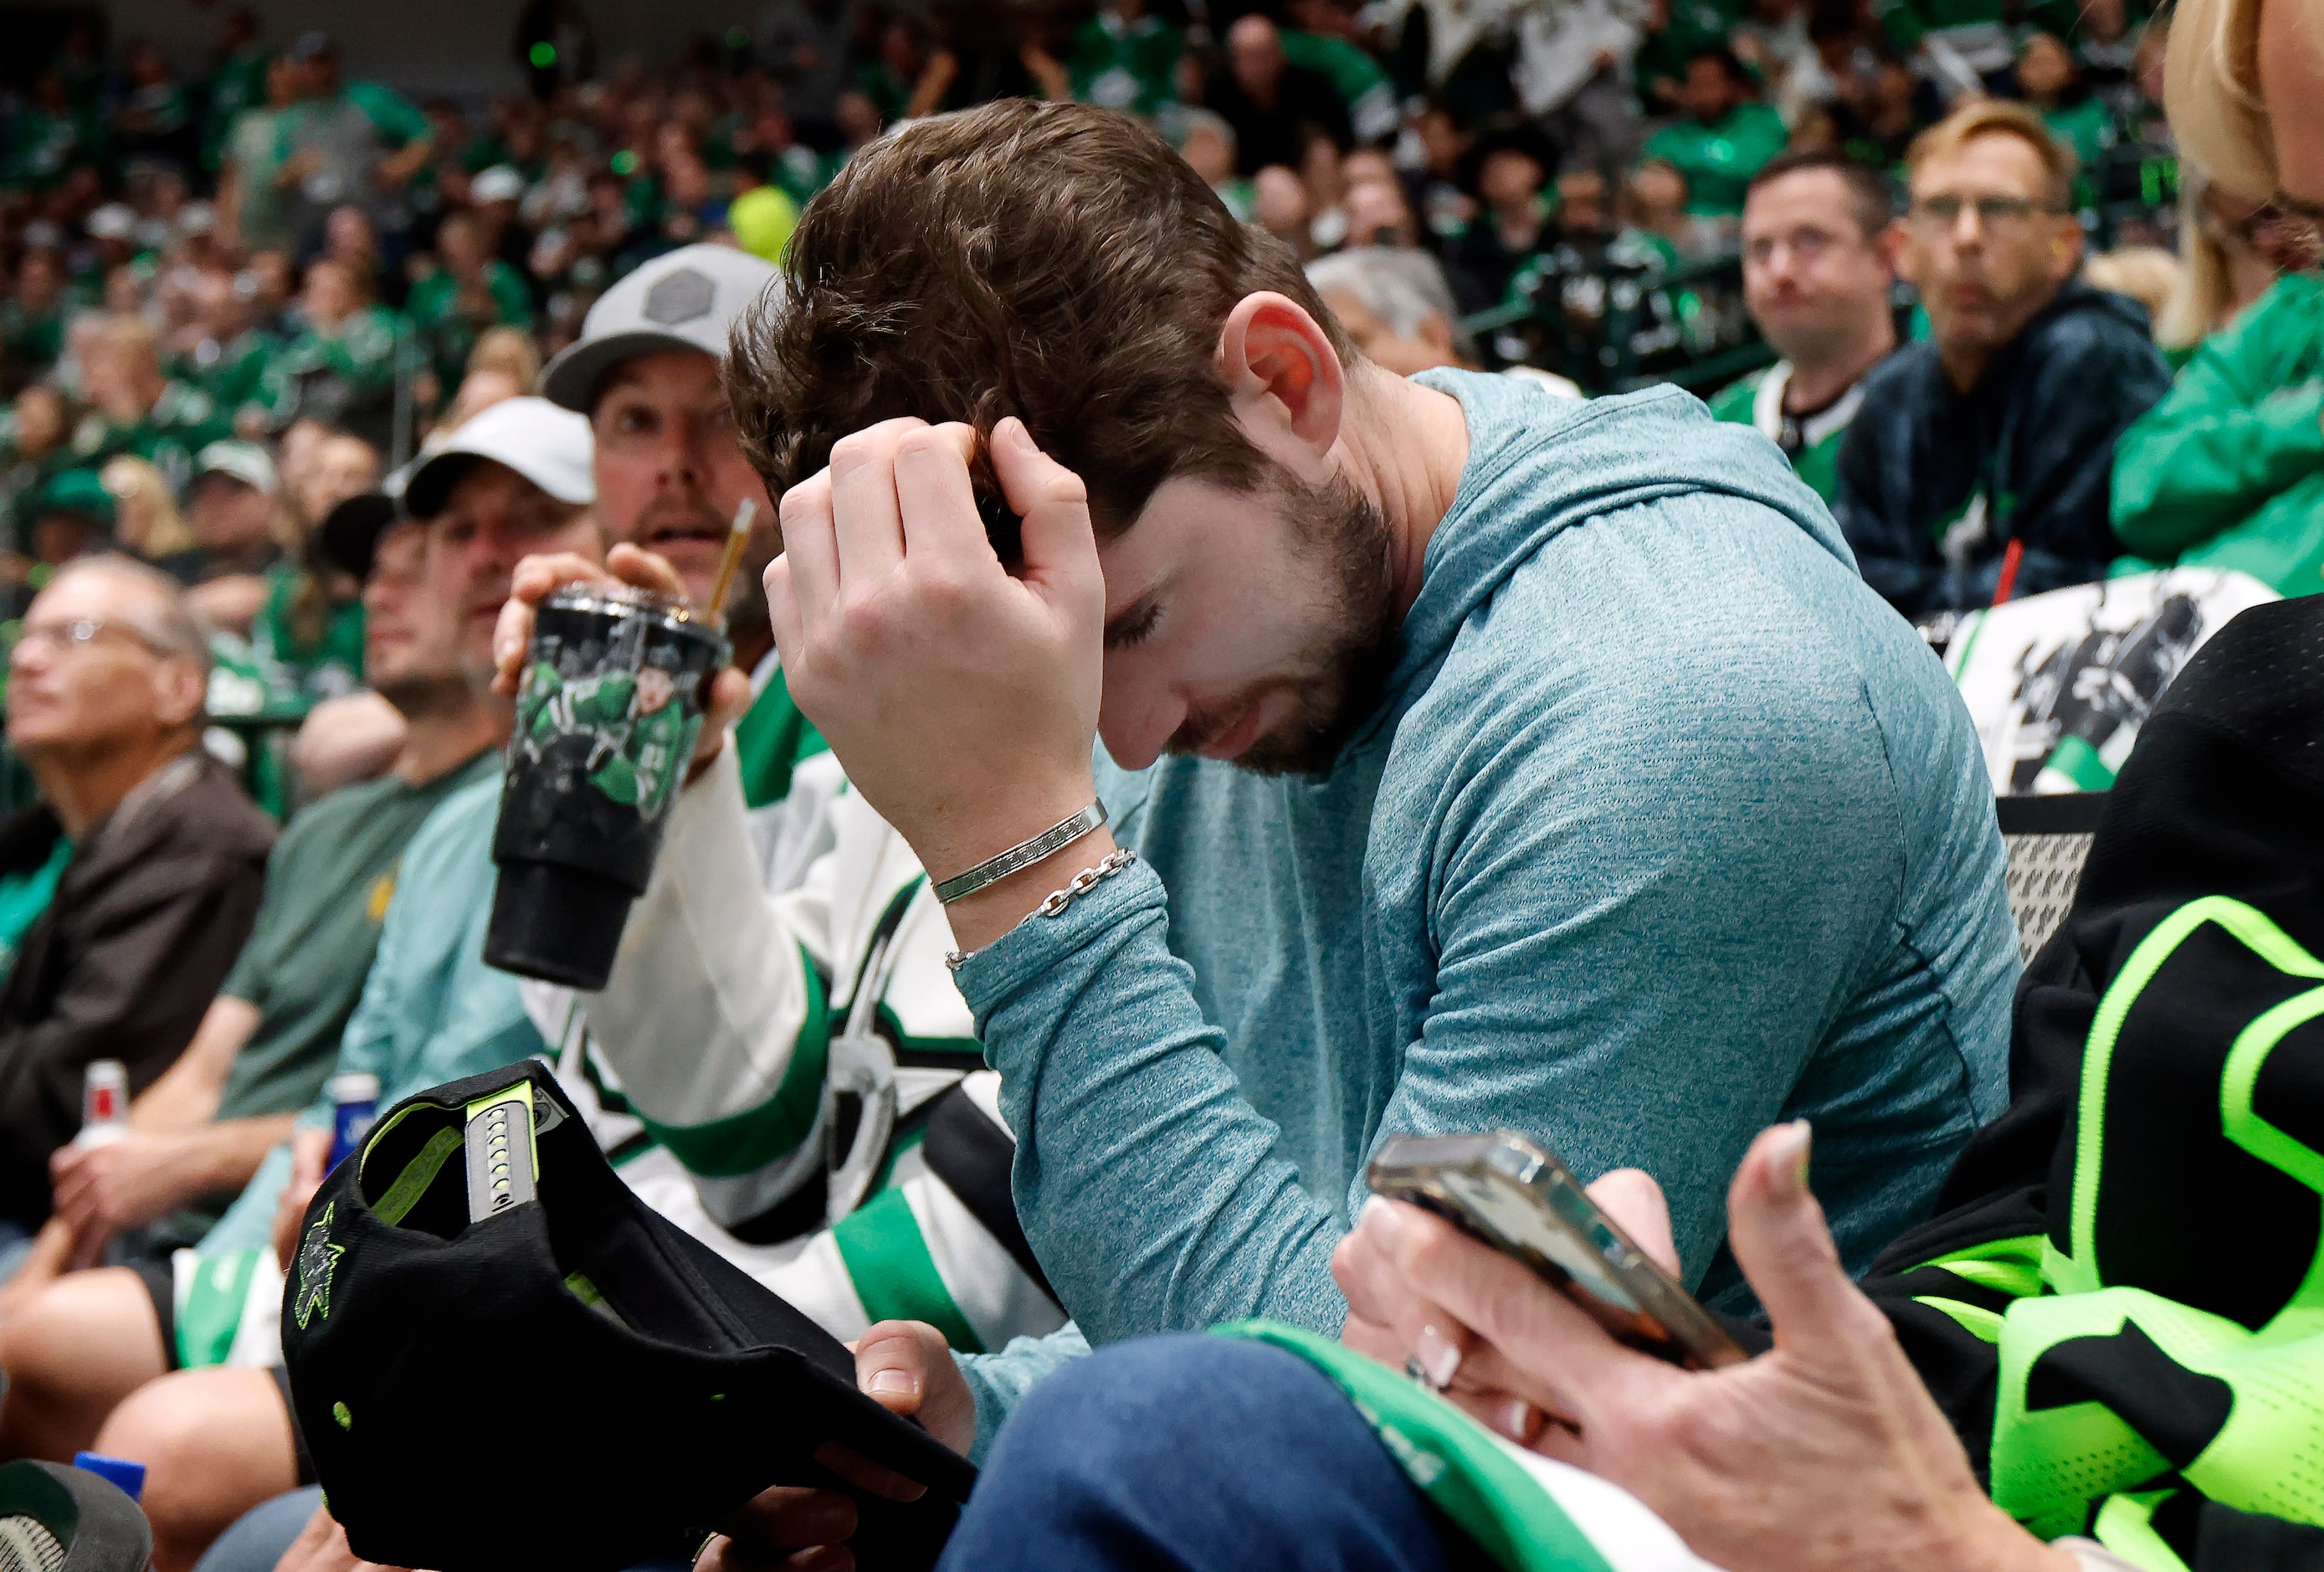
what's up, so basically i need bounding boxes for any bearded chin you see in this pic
[1233,474,1403,778]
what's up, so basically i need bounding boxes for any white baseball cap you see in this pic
[192,439,280,497]
[539,244,783,414]
[403,396,596,521]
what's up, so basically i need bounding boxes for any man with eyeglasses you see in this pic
[1830,100,2172,618]
[1709,151,1902,504]
[0,556,274,1260]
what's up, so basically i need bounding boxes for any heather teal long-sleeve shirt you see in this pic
[954,371,2016,1450]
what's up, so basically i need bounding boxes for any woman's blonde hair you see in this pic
[99,455,195,560]
[2154,172,2234,349]
[2086,245,2188,325]
[467,326,541,390]
[2166,0,2278,196]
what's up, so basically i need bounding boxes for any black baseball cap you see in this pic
[280,1060,975,1572]
[315,493,400,582]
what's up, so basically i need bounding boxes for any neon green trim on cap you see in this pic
[372,1128,463,1227]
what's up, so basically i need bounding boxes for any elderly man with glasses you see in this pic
[1830,100,2173,619]
[0,555,274,1262]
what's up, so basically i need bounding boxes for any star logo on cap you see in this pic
[642,268,716,326]
[293,1203,347,1329]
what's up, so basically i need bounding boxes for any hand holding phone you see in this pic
[1365,1132,1747,1371]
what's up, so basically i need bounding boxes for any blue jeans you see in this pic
[934,1334,1460,1572]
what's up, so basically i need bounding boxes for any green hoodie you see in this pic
[2110,273,2324,595]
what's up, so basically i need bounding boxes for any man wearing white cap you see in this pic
[165,439,286,636]
[0,398,600,1565]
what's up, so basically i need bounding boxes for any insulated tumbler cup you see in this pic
[485,584,730,989]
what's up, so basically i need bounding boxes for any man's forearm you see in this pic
[181,1114,296,1202]
[955,862,1349,1344]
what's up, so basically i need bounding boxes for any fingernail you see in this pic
[1357,1195,1391,1226]
[1766,1121,1812,1200]
[1494,1397,1535,1441]
[866,1368,916,1398]
[1417,1323,1462,1390]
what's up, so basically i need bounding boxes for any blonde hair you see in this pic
[99,455,195,559]
[2084,245,2187,324]
[2154,172,2235,349]
[2166,0,2276,198]
[467,326,541,391]
[1906,99,2079,208]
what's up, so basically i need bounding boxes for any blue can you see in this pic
[328,1071,382,1169]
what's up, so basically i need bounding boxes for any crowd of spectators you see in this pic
[0,0,2317,1568]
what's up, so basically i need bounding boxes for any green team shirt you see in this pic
[2111,271,2324,593]
[1632,0,1743,98]
[251,565,367,702]
[1643,101,1789,216]
[1069,13,1184,116]
[213,750,501,1123]
[1871,0,2081,49]
[404,260,536,384]
[256,306,403,422]
[61,382,231,494]
[1706,359,1868,503]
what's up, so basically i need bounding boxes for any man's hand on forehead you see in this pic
[766,416,1114,950]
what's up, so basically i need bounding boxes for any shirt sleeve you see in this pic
[2111,296,2324,559]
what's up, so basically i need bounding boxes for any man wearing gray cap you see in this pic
[505,240,1059,1398]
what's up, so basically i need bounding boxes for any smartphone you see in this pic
[1366,1132,1747,1370]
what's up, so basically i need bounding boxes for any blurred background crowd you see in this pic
[0,0,2294,814]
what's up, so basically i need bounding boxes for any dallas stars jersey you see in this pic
[1705,359,1864,505]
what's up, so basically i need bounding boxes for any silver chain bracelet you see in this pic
[946,849,1138,971]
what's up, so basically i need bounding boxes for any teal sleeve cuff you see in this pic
[955,1322,1093,1463]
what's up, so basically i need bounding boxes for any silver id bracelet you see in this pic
[947,848,1138,971]
[931,801,1108,904]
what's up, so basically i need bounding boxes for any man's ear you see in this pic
[2048,214,2085,284]
[1874,218,1909,277]
[153,658,207,732]
[1214,291,1346,480]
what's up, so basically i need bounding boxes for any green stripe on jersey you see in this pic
[732,668,829,810]
[636,943,831,1177]
[832,1188,983,1354]
[177,1247,264,1369]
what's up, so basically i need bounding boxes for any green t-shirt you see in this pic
[1069,13,1184,116]
[404,260,536,384]
[213,749,500,1123]
[1643,101,1789,216]
[341,80,431,148]
[251,565,367,703]
[61,381,232,495]
[225,107,295,254]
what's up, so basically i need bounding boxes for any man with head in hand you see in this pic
[679,96,2020,1566]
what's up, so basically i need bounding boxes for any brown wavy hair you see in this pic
[725,99,1354,555]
